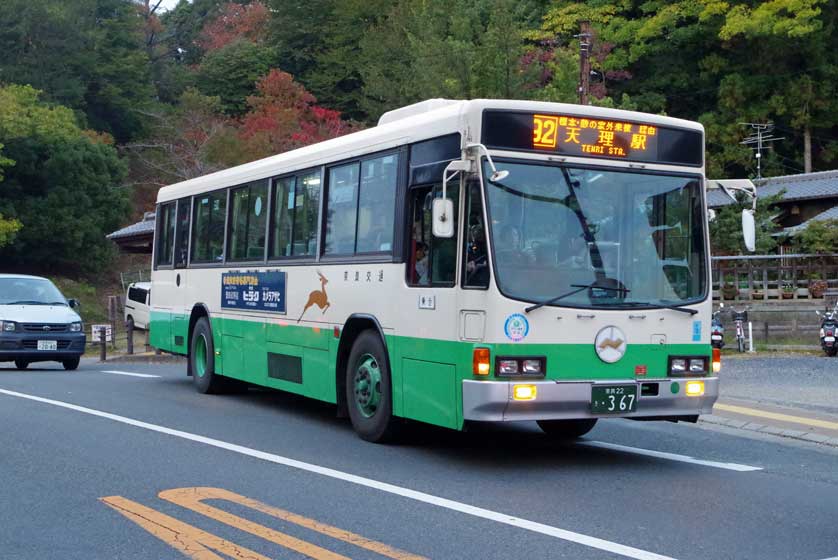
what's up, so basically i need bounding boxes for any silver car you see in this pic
[0,274,86,370]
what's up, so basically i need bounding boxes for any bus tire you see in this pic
[190,317,228,394]
[537,418,598,439]
[346,330,399,443]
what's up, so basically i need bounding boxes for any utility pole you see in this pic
[575,20,591,105]
[739,123,784,180]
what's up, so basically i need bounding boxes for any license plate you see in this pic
[711,334,722,340]
[826,337,836,343]
[591,385,638,414]
[37,340,57,351]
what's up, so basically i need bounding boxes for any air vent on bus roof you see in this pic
[377,99,461,126]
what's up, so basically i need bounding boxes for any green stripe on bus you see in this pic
[149,311,710,430]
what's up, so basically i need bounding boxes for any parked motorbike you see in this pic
[730,305,749,353]
[711,303,725,349]
[816,303,838,357]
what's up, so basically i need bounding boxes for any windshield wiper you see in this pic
[617,301,698,315]
[45,301,68,306]
[5,300,47,305]
[525,282,630,313]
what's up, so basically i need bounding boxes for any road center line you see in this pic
[578,441,762,472]
[100,370,160,379]
[714,403,838,431]
[0,388,677,560]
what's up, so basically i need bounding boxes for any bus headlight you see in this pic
[669,356,708,376]
[495,357,546,377]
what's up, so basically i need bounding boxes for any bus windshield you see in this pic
[483,160,707,310]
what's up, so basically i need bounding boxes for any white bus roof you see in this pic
[157,99,703,203]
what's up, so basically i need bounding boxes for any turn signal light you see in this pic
[513,384,537,401]
[473,348,490,375]
[685,380,705,397]
[712,348,721,373]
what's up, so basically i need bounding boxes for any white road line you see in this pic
[579,441,762,472]
[100,370,160,379]
[0,388,677,560]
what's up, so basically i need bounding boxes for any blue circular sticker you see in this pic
[504,313,530,342]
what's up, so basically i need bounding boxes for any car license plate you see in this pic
[591,385,638,414]
[37,340,57,351]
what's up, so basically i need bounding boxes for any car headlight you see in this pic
[70,322,82,332]
[0,321,17,332]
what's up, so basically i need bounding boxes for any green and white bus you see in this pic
[151,99,725,442]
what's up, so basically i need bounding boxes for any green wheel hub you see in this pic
[353,354,382,418]
[195,334,208,378]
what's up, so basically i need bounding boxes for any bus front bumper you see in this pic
[462,378,718,422]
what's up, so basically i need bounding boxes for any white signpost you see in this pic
[91,324,113,343]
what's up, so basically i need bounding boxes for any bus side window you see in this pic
[407,184,458,287]
[174,197,191,268]
[156,202,176,267]
[463,182,489,288]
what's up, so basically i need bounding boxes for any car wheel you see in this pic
[537,418,598,439]
[190,317,230,394]
[62,358,80,371]
[346,330,399,443]
[14,360,28,370]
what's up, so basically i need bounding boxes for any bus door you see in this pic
[170,196,191,354]
[402,182,461,429]
[457,180,490,342]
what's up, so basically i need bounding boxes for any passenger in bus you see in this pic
[414,242,429,284]
[495,224,532,267]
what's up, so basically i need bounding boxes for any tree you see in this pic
[794,218,838,255]
[198,1,269,51]
[0,85,129,273]
[709,192,784,255]
[239,70,357,158]
[0,0,156,142]
[196,40,276,114]
[358,0,544,120]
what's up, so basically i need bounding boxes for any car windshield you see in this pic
[483,161,707,309]
[0,277,68,305]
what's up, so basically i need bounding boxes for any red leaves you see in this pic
[239,70,358,158]
[198,2,269,52]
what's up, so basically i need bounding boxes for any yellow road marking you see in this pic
[714,403,838,431]
[101,496,271,560]
[160,487,427,560]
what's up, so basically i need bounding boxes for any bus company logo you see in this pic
[297,271,330,322]
[504,313,530,342]
[595,326,626,363]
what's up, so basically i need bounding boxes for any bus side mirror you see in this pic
[742,209,756,252]
[432,198,455,238]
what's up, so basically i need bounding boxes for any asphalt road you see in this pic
[1,358,837,560]
[719,354,838,414]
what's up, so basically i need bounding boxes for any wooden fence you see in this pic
[712,253,838,301]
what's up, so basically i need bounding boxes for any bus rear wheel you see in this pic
[537,418,598,439]
[191,317,229,394]
[346,330,399,443]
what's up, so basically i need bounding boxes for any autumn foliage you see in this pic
[198,1,269,51]
[239,69,357,158]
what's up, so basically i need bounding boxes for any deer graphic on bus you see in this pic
[297,271,330,322]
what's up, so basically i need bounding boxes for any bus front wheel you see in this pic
[537,418,598,439]
[190,317,228,394]
[346,330,399,443]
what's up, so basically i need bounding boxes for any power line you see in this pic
[739,123,784,181]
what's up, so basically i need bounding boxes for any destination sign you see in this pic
[481,110,703,167]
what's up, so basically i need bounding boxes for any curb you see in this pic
[91,352,185,364]
[699,414,838,448]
